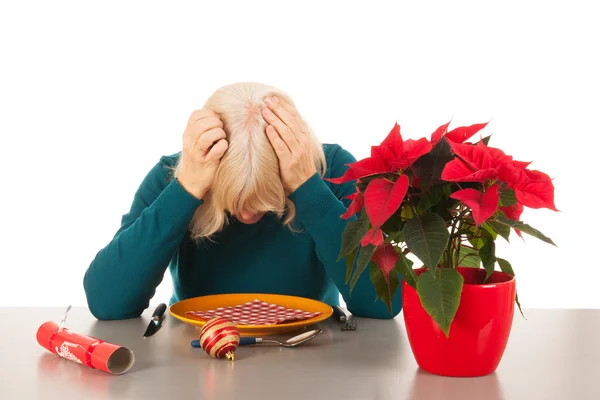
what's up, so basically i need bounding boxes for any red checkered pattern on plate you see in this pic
[185,299,322,325]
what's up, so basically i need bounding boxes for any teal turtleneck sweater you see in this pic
[83,144,402,320]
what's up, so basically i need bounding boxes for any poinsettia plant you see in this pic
[329,121,557,336]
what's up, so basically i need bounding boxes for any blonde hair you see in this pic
[173,82,326,241]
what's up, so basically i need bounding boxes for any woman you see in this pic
[83,82,402,320]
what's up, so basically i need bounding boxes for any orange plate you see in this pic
[169,293,333,336]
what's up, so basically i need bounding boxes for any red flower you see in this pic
[327,123,431,184]
[500,201,524,238]
[479,143,511,166]
[341,188,364,220]
[498,165,558,211]
[372,244,399,282]
[500,201,523,221]
[478,141,531,169]
[445,122,489,143]
[430,120,452,146]
[442,141,548,212]
[451,184,501,226]
[379,123,432,169]
[451,141,494,170]
[441,158,498,183]
[411,173,422,189]
[364,175,410,231]
[361,228,384,247]
[327,156,388,184]
[512,160,532,169]
[441,141,498,182]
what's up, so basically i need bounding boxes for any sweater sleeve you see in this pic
[83,155,203,320]
[288,145,403,319]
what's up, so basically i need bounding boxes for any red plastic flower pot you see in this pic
[402,267,516,377]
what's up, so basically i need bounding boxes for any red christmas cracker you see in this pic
[36,321,135,375]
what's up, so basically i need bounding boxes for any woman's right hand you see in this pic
[177,109,228,199]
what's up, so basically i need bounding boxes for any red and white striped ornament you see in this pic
[198,317,240,361]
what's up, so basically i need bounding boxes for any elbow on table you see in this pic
[85,292,143,321]
[83,279,143,321]
[87,302,142,321]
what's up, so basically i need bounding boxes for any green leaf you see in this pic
[411,138,454,188]
[497,258,525,319]
[345,248,358,284]
[416,184,452,214]
[496,215,556,246]
[369,262,400,315]
[468,226,491,250]
[479,239,496,280]
[496,257,515,276]
[404,213,450,272]
[337,211,370,262]
[349,244,377,294]
[381,212,403,233]
[458,246,481,268]
[384,230,405,244]
[500,189,517,206]
[469,237,485,250]
[395,252,417,288]
[482,134,493,145]
[416,268,464,337]
[515,292,525,319]
[400,206,415,219]
[433,197,461,224]
[481,222,499,240]
[489,221,511,242]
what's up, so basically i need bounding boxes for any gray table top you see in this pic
[1,307,599,400]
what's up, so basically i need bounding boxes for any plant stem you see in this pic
[446,207,460,268]
[446,205,470,269]
[454,217,465,267]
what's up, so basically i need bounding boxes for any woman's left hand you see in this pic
[262,96,317,193]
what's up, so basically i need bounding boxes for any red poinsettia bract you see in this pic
[441,138,557,227]
[361,228,384,247]
[450,185,500,227]
[361,175,409,246]
[341,188,364,220]
[430,121,489,146]
[329,119,558,324]
[500,202,525,238]
[498,165,558,211]
[372,244,399,282]
[327,123,431,184]
[445,122,489,144]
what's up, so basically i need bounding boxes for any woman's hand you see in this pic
[262,96,317,193]
[178,109,228,199]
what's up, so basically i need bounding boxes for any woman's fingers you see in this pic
[274,97,310,134]
[266,125,291,161]
[262,97,301,152]
[188,109,218,123]
[205,138,228,162]
[184,113,223,149]
[194,127,226,154]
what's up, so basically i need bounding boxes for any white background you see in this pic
[1,1,597,309]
